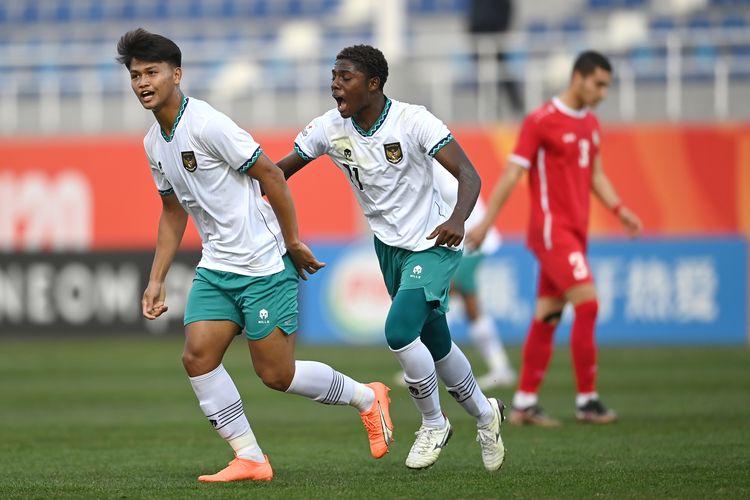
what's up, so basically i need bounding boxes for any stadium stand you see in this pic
[0,0,748,132]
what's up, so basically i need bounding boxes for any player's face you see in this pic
[331,59,375,118]
[128,58,181,111]
[576,67,612,108]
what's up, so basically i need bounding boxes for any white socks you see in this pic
[285,360,374,413]
[435,342,494,427]
[392,338,446,428]
[469,315,512,374]
[512,391,538,409]
[188,364,264,462]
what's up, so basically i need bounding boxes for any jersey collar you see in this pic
[160,95,189,142]
[552,97,588,119]
[352,97,391,137]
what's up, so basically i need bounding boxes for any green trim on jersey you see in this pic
[158,187,174,196]
[238,146,263,173]
[160,96,189,143]
[294,142,313,162]
[352,97,392,137]
[428,133,453,157]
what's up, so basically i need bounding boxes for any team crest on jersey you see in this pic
[181,151,197,172]
[384,142,403,164]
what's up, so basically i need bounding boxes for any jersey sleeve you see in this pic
[199,113,263,173]
[510,114,542,169]
[410,106,453,157]
[144,141,173,196]
[292,116,329,162]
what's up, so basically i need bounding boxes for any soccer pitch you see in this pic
[1,338,748,499]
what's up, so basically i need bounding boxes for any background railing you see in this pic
[0,0,749,133]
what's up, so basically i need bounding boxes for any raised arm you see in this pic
[247,153,324,279]
[276,150,311,180]
[429,139,481,247]
[142,193,188,319]
[464,160,525,249]
[591,155,642,238]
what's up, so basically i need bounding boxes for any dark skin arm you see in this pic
[429,139,481,247]
[275,151,309,181]
[246,153,324,280]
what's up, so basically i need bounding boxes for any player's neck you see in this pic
[352,94,386,132]
[154,90,185,137]
[557,90,585,111]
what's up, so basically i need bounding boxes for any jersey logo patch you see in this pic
[181,151,197,172]
[384,142,403,164]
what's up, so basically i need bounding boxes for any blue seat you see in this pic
[54,0,72,22]
[721,13,747,31]
[687,16,712,31]
[561,18,585,35]
[589,0,619,10]
[21,0,39,23]
[624,0,648,7]
[650,17,675,34]
[526,21,549,35]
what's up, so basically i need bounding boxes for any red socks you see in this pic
[518,319,556,393]
[571,300,599,393]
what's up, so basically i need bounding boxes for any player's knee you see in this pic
[254,363,294,392]
[540,310,563,325]
[384,312,420,350]
[181,348,218,376]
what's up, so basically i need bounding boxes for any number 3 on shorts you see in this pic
[568,251,589,280]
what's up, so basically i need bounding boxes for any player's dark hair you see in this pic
[336,45,389,90]
[116,28,181,70]
[572,50,612,77]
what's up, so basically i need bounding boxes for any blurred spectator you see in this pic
[467,0,524,116]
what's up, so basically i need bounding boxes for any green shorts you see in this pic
[184,253,299,341]
[452,252,483,294]
[374,236,462,314]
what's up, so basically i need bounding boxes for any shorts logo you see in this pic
[384,142,403,164]
[181,151,198,172]
[410,265,423,279]
[258,308,270,324]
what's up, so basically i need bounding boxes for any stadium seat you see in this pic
[561,18,585,36]
[589,0,619,10]
[721,13,747,31]
[687,15,713,31]
[650,17,676,33]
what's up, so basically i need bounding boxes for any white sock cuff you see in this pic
[434,342,458,365]
[576,392,599,407]
[512,391,538,409]
[389,337,423,354]
[188,363,227,383]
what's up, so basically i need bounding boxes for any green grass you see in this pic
[1,338,749,499]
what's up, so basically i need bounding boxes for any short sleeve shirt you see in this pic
[293,98,458,252]
[144,96,285,276]
[510,97,600,251]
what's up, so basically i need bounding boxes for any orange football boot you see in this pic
[198,455,273,482]
[359,382,394,458]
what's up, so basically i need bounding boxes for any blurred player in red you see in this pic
[467,51,642,426]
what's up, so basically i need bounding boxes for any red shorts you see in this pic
[532,241,594,299]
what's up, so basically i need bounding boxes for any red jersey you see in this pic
[510,97,601,251]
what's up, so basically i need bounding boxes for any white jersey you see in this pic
[294,98,458,252]
[144,96,285,276]
[432,163,501,256]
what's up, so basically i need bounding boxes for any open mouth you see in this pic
[140,90,155,102]
[333,95,347,113]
